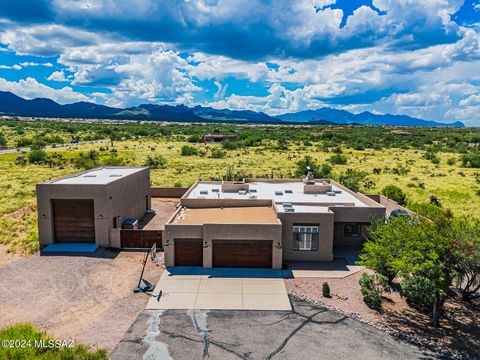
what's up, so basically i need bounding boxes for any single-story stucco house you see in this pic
[37,167,391,268]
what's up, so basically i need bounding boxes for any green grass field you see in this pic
[1,130,479,253]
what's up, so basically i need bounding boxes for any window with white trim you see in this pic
[293,225,319,251]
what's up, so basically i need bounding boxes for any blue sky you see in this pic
[0,1,480,124]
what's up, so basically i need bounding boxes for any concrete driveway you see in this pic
[146,267,291,311]
[112,296,434,360]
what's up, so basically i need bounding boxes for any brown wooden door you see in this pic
[52,199,95,243]
[174,239,203,266]
[213,240,272,268]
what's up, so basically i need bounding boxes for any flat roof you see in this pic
[186,181,370,207]
[52,167,145,185]
[172,206,278,225]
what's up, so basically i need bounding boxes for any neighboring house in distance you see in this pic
[201,134,237,142]
[163,173,386,269]
[36,167,150,248]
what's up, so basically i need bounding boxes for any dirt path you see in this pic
[0,250,163,352]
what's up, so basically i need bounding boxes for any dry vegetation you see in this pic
[1,120,479,253]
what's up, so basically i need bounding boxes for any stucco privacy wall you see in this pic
[163,221,283,269]
[150,187,189,198]
[36,167,150,247]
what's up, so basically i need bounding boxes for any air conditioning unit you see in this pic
[238,190,247,195]
[326,191,336,196]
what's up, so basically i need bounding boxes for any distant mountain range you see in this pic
[0,91,465,127]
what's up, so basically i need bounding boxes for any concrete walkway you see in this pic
[287,257,365,278]
[146,267,292,311]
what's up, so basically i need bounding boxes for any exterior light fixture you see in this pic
[276,242,282,249]
[164,239,170,247]
[99,214,103,219]
[41,214,46,219]
[203,241,209,248]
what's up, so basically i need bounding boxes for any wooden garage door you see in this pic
[174,239,203,266]
[213,240,272,268]
[52,199,95,243]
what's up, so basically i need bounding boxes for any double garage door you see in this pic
[174,239,272,268]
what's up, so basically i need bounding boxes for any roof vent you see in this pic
[84,174,97,178]
[109,174,122,177]
[326,191,336,196]
[238,190,247,195]
[285,189,293,194]
[333,189,342,194]
[250,189,257,193]
[248,195,257,199]
[200,190,208,195]
[275,191,283,196]
[212,188,220,193]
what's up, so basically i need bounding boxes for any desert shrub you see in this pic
[0,131,6,147]
[400,275,437,312]
[372,167,382,175]
[392,164,410,175]
[180,145,198,156]
[0,323,107,359]
[430,195,442,207]
[210,148,227,158]
[144,155,167,169]
[338,169,367,192]
[328,154,348,165]
[363,179,376,190]
[461,153,480,168]
[322,282,331,297]
[381,184,407,205]
[275,139,289,150]
[27,149,48,164]
[73,150,99,169]
[14,155,27,166]
[424,150,439,162]
[222,140,238,150]
[295,156,332,178]
[359,273,389,310]
[447,157,456,166]
[187,134,201,143]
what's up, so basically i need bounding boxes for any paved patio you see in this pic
[288,258,365,278]
[146,267,292,311]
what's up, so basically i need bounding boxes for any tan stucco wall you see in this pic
[36,167,150,248]
[333,223,369,247]
[277,211,334,262]
[163,222,283,269]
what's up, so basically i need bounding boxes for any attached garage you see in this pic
[174,239,203,266]
[213,240,272,268]
[52,199,95,243]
